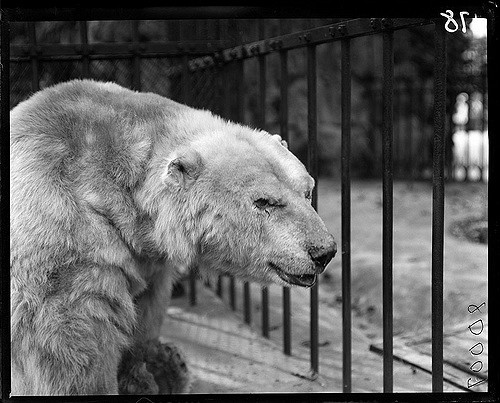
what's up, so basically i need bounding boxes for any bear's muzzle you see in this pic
[308,236,337,274]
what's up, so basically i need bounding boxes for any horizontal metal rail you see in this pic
[183,18,432,71]
[10,40,232,61]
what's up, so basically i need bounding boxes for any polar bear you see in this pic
[10,79,337,395]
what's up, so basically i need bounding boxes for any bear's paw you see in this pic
[144,339,191,394]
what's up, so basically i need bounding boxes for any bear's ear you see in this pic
[271,134,288,149]
[164,148,204,189]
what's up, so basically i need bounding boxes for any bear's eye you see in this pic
[254,198,279,210]
[305,190,312,200]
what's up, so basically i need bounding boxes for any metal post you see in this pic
[464,96,471,181]
[79,21,90,78]
[259,51,270,338]
[132,21,141,91]
[216,276,223,298]
[382,29,394,393]
[307,44,319,376]
[432,22,447,393]
[230,276,236,311]
[234,57,251,324]
[341,37,352,393]
[181,53,196,306]
[236,59,244,122]
[0,17,11,400]
[480,69,487,181]
[408,81,415,184]
[244,282,251,325]
[27,22,39,92]
[280,48,292,356]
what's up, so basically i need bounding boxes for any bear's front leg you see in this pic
[10,264,137,395]
[118,263,191,394]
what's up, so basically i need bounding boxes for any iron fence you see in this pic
[8,16,488,393]
[180,18,446,392]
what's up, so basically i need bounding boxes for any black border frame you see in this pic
[1,3,498,402]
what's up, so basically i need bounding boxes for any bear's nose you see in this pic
[309,241,337,273]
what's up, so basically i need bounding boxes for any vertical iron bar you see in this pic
[341,38,352,393]
[230,276,236,310]
[262,287,269,337]
[27,22,39,92]
[235,58,251,324]
[280,48,292,356]
[244,282,251,325]
[227,62,236,311]
[464,98,470,181]
[132,21,141,91]
[79,21,90,78]
[432,22,447,393]
[259,50,270,338]
[0,18,11,400]
[236,59,244,122]
[480,68,487,181]
[307,45,319,376]
[223,64,232,119]
[216,276,222,298]
[182,53,197,306]
[214,63,222,117]
[408,81,415,185]
[181,56,189,104]
[382,30,394,393]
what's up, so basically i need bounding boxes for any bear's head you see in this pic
[138,111,336,288]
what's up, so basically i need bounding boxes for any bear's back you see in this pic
[9,80,183,269]
[10,79,183,147]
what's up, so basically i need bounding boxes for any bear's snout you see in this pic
[308,238,337,273]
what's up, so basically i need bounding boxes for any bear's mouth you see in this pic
[268,262,317,287]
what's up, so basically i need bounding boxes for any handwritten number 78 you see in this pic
[440,10,470,33]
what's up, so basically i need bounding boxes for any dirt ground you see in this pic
[315,178,488,343]
[170,178,488,392]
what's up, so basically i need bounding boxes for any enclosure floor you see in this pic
[160,281,465,394]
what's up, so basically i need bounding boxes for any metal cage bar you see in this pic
[182,53,197,307]
[216,276,223,298]
[226,62,237,312]
[132,20,141,91]
[341,37,352,393]
[431,21,447,393]
[230,276,236,311]
[259,52,270,338]
[27,22,39,92]
[408,81,415,183]
[234,58,252,326]
[244,281,251,325]
[382,30,394,392]
[78,21,90,77]
[280,48,292,356]
[307,44,319,376]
